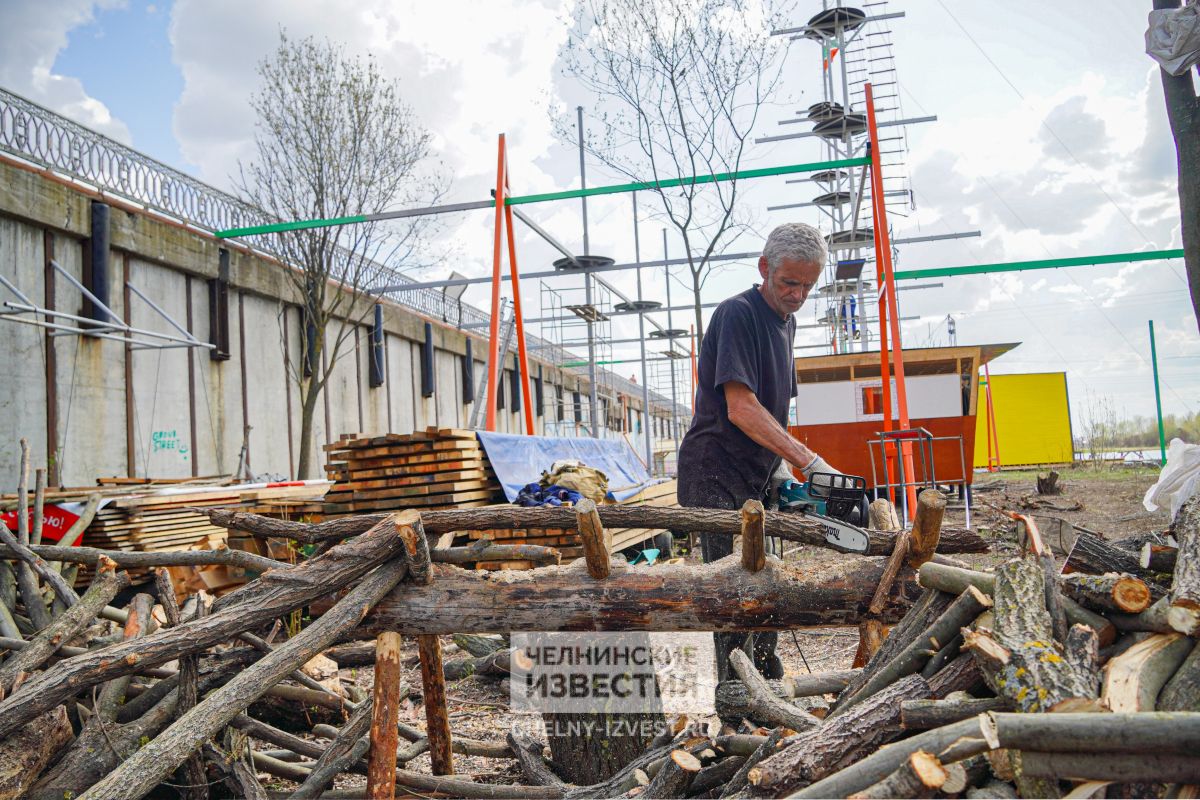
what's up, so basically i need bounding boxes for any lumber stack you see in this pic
[77,482,329,590]
[465,479,679,570]
[322,428,505,516]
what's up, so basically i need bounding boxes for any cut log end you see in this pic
[1167,601,1200,637]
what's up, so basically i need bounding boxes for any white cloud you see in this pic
[0,0,132,141]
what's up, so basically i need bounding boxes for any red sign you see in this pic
[2,502,84,544]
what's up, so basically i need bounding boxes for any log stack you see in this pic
[7,438,1200,800]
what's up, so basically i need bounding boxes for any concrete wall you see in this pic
[0,157,673,489]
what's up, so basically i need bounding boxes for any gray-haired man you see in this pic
[676,222,840,682]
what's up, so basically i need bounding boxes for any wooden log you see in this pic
[153,569,205,800]
[1018,752,1200,783]
[1015,512,1070,644]
[360,552,920,636]
[395,511,432,585]
[437,540,561,566]
[642,749,701,799]
[1061,572,1152,614]
[1110,595,1174,633]
[728,649,820,731]
[689,754,745,796]
[1064,623,1102,697]
[853,619,885,668]
[507,727,565,788]
[79,557,409,800]
[718,728,785,799]
[833,586,991,716]
[927,651,986,698]
[848,749,948,799]
[11,440,50,632]
[0,514,79,610]
[418,633,454,775]
[0,704,72,800]
[1169,494,1200,636]
[203,741,267,800]
[740,499,766,573]
[443,646,523,681]
[1066,526,1160,581]
[1102,632,1194,711]
[453,632,508,657]
[920,630,964,679]
[869,498,902,531]
[869,532,911,615]
[837,588,954,709]
[909,490,947,568]
[799,711,1200,800]
[367,631,403,799]
[293,697,374,799]
[967,557,1096,712]
[0,556,126,698]
[249,750,564,799]
[1161,640,1200,711]
[0,515,403,739]
[206,506,990,555]
[751,673,930,795]
[0,541,282,573]
[715,670,856,720]
[901,694,1010,730]
[575,499,610,580]
[1143,543,1179,573]
[918,561,1117,646]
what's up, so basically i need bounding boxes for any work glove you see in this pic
[801,455,844,489]
[766,460,796,508]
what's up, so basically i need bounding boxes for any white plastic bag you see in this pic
[1146,5,1200,77]
[1144,437,1200,518]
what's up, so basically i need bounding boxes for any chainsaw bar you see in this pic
[807,512,871,554]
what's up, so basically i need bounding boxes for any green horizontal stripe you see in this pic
[893,249,1185,280]
[216,213,368,239]
[506,157,871,206]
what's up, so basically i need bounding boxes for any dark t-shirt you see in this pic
[677,286,797,508]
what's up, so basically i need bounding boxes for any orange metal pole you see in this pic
[866,83,918,518]
[984,363,1001,471]
[502,149,536,437]
[485,135,507,432]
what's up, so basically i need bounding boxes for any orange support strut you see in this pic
[503,161,536,436]
[865,83,919,518]
[485,134,535,435]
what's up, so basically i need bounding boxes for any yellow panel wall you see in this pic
[974,373,1073,467]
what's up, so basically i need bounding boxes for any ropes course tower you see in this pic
[763,1,934,354]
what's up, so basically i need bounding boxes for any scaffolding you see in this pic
[538,277,617,438]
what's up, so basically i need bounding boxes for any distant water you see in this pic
[1073,448,1163,464]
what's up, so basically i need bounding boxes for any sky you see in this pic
[0,0,1197,430]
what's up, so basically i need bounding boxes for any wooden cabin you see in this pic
[788,343,1018,489]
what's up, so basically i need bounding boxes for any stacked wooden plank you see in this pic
[78,482,330,588]
[322,428,505,516]
[466,479,679,570]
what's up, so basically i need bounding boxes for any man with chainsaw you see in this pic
[676,222,842,681]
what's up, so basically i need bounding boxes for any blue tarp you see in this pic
[476,432,656,503]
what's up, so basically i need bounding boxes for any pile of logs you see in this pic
[2,429,1197,799]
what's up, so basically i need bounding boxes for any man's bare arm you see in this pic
[723,381,818,471]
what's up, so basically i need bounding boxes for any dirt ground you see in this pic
[263,463,1175,794]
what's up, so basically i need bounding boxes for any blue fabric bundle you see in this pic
[514,483,584,507]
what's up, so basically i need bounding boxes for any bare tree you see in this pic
[560,0,790,338]
[1150,0,1200,335]
[236,33,442,478]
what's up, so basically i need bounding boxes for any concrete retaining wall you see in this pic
[0,158,669,489]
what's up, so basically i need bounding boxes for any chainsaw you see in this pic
[777,472,872,554]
